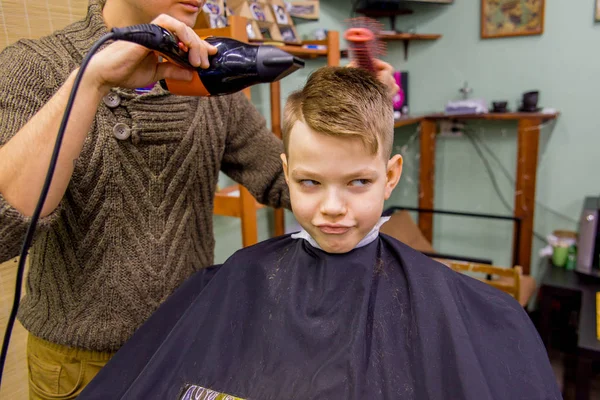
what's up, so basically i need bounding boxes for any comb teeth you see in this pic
[344,17,387,74]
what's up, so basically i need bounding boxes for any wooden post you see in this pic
[240,186,259,247]
[513,117,541,275]
[327,30,340,66]
[418,119,437,243]
[270,80,285,236]
[228,15,248,41]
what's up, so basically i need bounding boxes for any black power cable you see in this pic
[464,130,547,243]
[469,129,578,225]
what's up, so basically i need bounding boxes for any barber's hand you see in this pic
[86,14,218,94]
[347,59,399,99]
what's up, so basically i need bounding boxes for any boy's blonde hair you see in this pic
[282,66,394,159]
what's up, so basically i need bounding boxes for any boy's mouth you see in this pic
[316,224,352,235]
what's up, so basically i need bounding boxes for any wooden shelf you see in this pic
[263,32,341,65]
[427,111,560,121]
[394,115,424,128]
[254,33,442,62]
[277,44,328,58]
[378,32,442,61]
[251,36,334,59]
[392,111,559,130]
[379,33,442,41]
[248,31,341,65]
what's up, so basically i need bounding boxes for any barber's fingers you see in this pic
[388,77,400,98]
[192,31,219,69]
[178,24,218,68]
[381,70,399,98]
[372,59,399,98]
[372,58,394,73]
[345,58,399,97]
[152,14,218,69]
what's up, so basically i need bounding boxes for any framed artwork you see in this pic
[288,1,320,20]
[481,0,545,39]
[596,0,600,22]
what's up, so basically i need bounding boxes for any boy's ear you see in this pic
[384,154,403,200]
[281,153,289,184]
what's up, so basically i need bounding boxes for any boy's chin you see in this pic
[315,237,361,254]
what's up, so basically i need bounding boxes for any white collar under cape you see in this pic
[291,216,390,251]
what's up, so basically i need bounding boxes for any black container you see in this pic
[518,91,540,112]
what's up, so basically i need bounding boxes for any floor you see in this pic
[0,257,29,399]
[549,349,600,399]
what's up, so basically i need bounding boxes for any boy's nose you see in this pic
[320,189,346,217]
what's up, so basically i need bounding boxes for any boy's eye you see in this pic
[299,179,320,187]
[350,179,371,187]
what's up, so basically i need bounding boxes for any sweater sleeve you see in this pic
[0,41,63,262]
[221,92,291,210]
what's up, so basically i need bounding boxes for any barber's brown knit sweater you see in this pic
[0,0,289,352]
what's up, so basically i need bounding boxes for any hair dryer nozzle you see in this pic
[257,46,305,83]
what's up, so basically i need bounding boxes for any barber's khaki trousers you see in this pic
[27,334,114,400]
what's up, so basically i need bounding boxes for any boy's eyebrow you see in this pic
[343,168,380,179]
[290,168,323,179]
[291,168,379,179]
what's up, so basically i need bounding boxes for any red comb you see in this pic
[344,17,386,74]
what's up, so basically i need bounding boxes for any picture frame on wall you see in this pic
[596,0,600,22]
[288,1,320,20]
[481,0,545,39]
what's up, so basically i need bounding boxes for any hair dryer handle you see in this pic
[111,24,193,67]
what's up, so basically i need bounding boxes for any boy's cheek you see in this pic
[289,192,313,222]
[351,192,385,222]
[290,202,313,223]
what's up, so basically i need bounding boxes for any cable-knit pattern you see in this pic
[0,0,289,351]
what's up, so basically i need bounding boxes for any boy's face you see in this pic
[123,0,205,27]
[282,121,402,254]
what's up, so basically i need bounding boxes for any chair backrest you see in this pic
[435,259,522,301]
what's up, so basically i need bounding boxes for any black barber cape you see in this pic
[79,234,560,400]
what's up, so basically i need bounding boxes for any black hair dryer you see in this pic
[111,24,305,96]
[161,36,305,96]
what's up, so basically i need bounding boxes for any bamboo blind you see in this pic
[0,0,89,51]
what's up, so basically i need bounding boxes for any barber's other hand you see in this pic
[347,59,399,99]
[86,14,218,94]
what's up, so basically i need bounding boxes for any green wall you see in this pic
[214,0,600,279]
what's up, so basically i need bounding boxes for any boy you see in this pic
[79,67,560,399]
